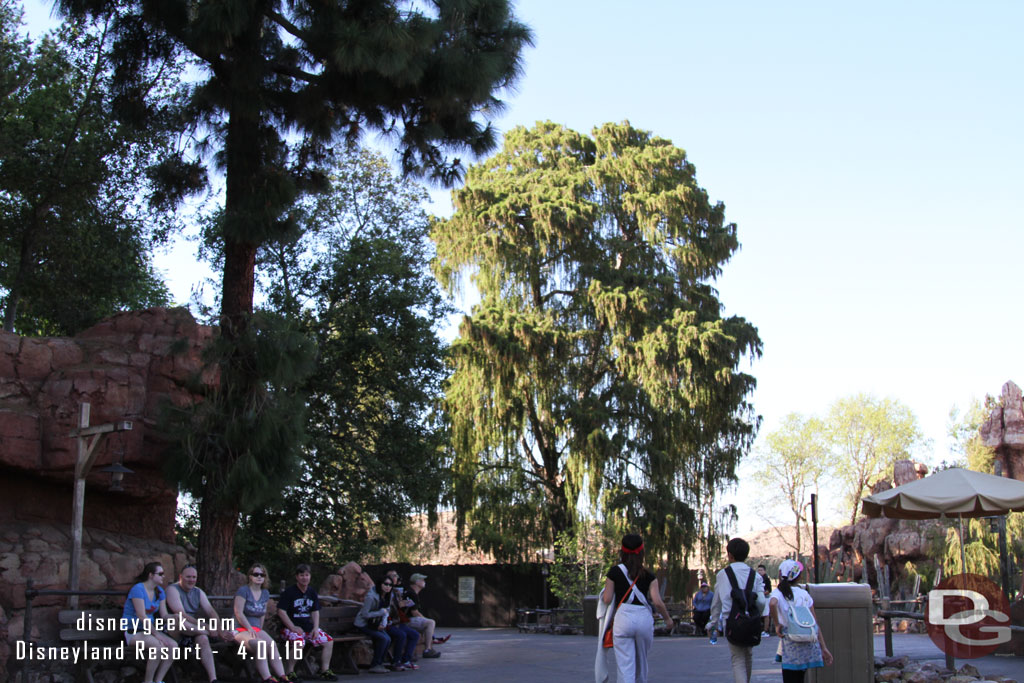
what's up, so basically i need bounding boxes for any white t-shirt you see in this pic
[769,585,813,629]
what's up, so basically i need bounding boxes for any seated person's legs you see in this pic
[357,626,391,669]
[397,624,419,665]
[408,616,436,656]
[386,625,407,668]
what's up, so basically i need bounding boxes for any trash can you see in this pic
[807,583,873,683]
[583,594,600,636]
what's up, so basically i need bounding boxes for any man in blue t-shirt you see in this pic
[277,564,336,681]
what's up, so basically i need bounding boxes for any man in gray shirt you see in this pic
[166,564,233,683]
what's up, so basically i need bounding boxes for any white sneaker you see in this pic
[761,631,770,638]
[368,665,389,674]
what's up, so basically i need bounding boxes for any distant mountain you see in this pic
[745,524,837,560]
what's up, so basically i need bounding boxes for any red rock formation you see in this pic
[320,561,375,605]
[980,380,1024,482]
[828,460,933,584]
[0,308,215,676]
[0,307,214,543]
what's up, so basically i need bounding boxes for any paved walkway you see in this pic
[394,629,1021,682]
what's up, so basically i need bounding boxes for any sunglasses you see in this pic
[251,572,265,577]
[155,571,165,576]
[382,582,393,587]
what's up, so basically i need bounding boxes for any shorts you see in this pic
[124,631,147,646]
[408,616,432,630]
[233,626,262,644]
[282,628,333,646]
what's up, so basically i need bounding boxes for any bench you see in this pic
[314,601,372,675]
[663,603,697,635]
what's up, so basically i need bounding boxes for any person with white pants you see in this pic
[597,534,674,683]
[612,602,655,681]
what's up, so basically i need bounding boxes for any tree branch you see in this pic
[265,10,310,43]
[269,61,320,84]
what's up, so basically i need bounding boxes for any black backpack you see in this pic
[724,566,762,647]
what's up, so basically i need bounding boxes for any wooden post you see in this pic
[68,404,111,608]
[69,404,90,609]
[875,554,894,657]
[21,579,34,683]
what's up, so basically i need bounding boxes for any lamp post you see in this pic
[540,562,549,610]
[67,403,133,607]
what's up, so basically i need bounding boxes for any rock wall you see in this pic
[826,460,934,584]
[980,380,1024,482]
[0,308,215,681]
[0,307,214,542]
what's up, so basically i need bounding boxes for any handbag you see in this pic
[602,568,640,648]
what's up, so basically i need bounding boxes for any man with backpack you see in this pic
[709,538,766,683]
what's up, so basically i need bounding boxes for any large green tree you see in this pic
[236,150,451,569]
[947,398,996,473]
[827,393,926,524]
[751,413,828,557]
[432,121,761,584]
[0,2,176,334]
[57,0,531,591]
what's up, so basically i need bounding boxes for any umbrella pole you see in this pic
[958,514,966,573]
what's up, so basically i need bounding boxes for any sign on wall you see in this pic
[458,576,476,603]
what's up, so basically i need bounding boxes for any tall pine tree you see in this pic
[433,121,760,587]
[57,0,530,591]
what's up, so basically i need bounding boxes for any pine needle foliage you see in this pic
[432,121,761,588]
[55,0,530,591]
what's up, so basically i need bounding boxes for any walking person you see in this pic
[769,560,833,682]
[758,564,773,638]
[122,561,179,683]
[691,581,713,635]
[597,534,674,683]
[709,538,765,683]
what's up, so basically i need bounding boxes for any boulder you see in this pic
[980,381,1024,480]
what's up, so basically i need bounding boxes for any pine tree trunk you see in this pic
[195,59,262,594]
[196,493,239,595]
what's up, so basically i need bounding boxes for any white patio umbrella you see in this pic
[861,467,1024,571]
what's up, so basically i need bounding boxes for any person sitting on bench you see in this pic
[405,573,442,659]
[277,563,337,681]
[122,561,179,683]
[166,564,232,683]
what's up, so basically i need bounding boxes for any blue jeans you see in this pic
[356,626,391,667]
[386,623,420,664]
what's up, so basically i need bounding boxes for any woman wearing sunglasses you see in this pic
[233,563,287,682]
[122,561,179,683]
[354,576,395,674]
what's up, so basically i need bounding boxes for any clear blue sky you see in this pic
[460,1,1024,527]
[23,1,1024,528]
